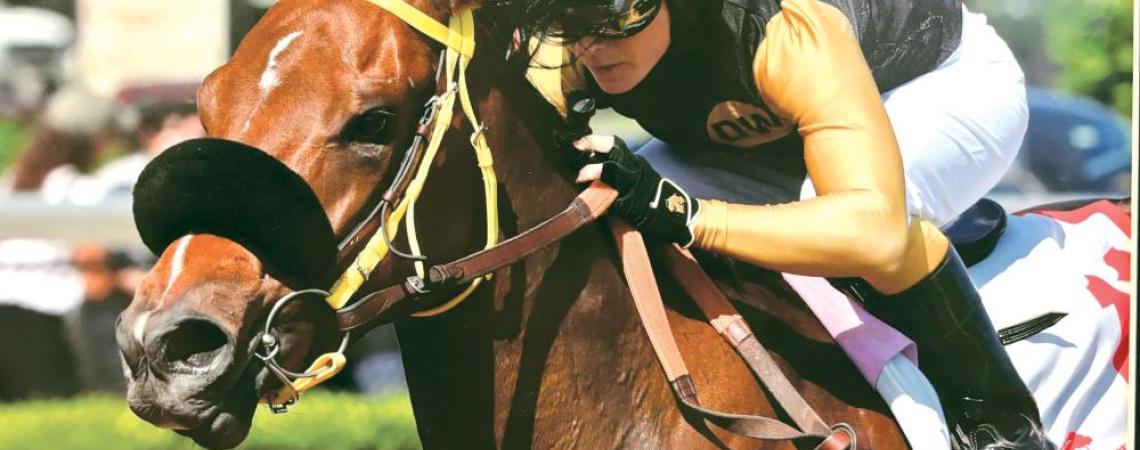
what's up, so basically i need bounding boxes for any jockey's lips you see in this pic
[589,61,628,78]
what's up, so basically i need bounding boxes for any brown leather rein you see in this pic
[334,181,617,331]
[333,182,854,449]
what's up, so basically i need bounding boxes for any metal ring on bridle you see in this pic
[829,422,857,450]
[254,288,350,379]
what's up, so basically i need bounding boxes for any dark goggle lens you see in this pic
[547,0,662,40]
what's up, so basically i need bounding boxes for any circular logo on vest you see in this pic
[706,100,793,148]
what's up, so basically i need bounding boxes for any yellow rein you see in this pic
[265,0,498,406]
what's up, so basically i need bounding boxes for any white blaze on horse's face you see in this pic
[162,235,194,303]
[243,30,304,134]
[259,31,303,94]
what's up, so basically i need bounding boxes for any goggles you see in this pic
[545,0,663,41]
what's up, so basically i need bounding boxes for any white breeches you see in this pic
[799,6,1028,227]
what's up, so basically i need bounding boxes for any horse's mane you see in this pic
[482,18,568,138]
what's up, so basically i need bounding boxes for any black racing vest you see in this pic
[593,0,962,154]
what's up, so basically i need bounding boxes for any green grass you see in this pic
[0,120,30,174]
[0,391,421,450]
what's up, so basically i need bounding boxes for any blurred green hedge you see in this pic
[0,392,421,450]
[967,0,1133,116]
[0,120,29,174]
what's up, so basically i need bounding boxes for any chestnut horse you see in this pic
[116,0,910,448]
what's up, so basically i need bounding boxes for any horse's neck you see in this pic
[392,42,672,447]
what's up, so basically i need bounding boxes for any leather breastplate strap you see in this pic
[612,222,854,449]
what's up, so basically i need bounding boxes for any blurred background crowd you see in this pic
[0,0,406,404]
[0,0,1132,406]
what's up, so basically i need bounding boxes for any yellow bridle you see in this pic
[264,0,498,408]
[326,1,497,315]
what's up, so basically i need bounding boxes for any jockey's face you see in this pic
[570,0,670,95]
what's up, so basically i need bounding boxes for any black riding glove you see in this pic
[567,135,701,246]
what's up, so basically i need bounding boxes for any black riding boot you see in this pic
[854,249,1055,450]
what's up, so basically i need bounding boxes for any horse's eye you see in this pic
[342,108,397,145]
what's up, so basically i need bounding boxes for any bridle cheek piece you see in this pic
[256,1,495,413]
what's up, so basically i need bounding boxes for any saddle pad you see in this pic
[973,201,1129,449]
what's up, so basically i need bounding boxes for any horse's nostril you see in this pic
[159,319,230,369]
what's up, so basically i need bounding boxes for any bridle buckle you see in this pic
[405,275,431,294]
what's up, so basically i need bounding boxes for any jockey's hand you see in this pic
[570,134,700,246]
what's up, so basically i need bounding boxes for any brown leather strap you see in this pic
[335,183,617,331]
[661,247,837,437]
[335,277,429,332]
[610,219,690,381]
[429,182,617,286]
[665,246,857,448]
[608,221,852,448]
[332,182,854,448]
[679,394,855,449]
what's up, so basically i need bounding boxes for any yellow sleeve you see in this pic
[691,0,942,289]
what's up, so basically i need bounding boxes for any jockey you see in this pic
[502,0,1053,447]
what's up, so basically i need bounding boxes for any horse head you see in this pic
[114,0,507,447]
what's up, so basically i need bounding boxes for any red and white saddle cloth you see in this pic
[787,200,1130,449]
[979,201,1130,450]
